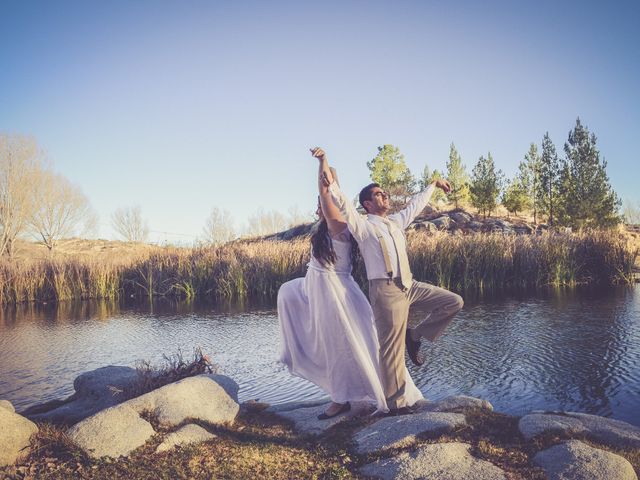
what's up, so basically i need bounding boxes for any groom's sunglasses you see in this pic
[372,191,389,199]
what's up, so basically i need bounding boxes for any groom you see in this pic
[313,147,464,412]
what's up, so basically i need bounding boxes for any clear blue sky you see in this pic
[1,0,639,242]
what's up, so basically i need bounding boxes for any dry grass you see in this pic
[1,230,637,305]
[122,347,217,401]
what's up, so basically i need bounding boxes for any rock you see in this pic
[354,412,467,454]
[468,221,484,231]
[519,412,640,447]
[27,366,139,425]
[513,224,533,235]
[0,407,39,466]
[68,404,156,459]
[155,424,216,453]
[412,221,437,233]
[207,374,240,403]
[68,375,238,458]
[423,395,493,413]
[359,442,507,480]
[449,211,472,224]
[567,412,640,448]
[127,374,239,427]
[273,401,375,435]
[0,399,15,413]
[533,440,637,480]
[519,413,587,440]
[266,398,330,413]
[430,216,452,230]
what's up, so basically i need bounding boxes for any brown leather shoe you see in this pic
[405,329,425,366]
[387,405,417,416]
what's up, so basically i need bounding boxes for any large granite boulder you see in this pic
[359,442,507,480]
[0,399,15,413]
[126,374,239,426]
[67,404,156,459]
[0,401,39,466]
[519,412,640,447]
[533,440,637,480]
[68,374,238,458]
[26,366,139,425]
[354,412,467,454]
[449,211,472,224]
[155,424,216,453]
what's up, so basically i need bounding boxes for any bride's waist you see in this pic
[307,262,352,276]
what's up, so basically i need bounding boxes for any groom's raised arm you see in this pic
[389,179,450,230]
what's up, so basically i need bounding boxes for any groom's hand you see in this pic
[310,147,327,162]
[433,179,452,194]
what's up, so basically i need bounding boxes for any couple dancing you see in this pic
[278,147,464,418]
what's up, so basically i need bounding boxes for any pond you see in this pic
[1,285,639,426]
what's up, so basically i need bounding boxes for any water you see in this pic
[1,286,639,425]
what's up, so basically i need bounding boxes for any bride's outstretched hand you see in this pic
[310,147,327,162]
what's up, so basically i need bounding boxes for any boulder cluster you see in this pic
[2,367,639,479]
[267,208,543,242]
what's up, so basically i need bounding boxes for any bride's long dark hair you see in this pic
[311,217,360,270]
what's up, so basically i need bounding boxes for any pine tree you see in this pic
[367,145,416,210]
[469,152,503,218]
[558,118,621,229]
[538,133,560,225]
[523,143,541,223]
[445,143,469,209]
[502,178,529,217]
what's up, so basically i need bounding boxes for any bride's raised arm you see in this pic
[309,147,347,236]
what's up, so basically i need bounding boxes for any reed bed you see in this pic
[0,231,636,305]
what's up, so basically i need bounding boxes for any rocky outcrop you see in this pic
[360,442,507,480]
[353,412,467,454]
[0,400,39,466]
[519,412,640,447]
[270,400,376,435]
[533,440,637,480]
[155,424,216,453]
[68,374,238,458]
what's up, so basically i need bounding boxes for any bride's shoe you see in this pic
[317,402,351,420]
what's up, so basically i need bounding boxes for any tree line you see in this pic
[368,118,623,229]
[0,118,630,256]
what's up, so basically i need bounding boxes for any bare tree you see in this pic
[202,207,235,245]
[286,205,313,228]
[29,169,93,250]
[111,206,149,242]
[623,198,640,225]
[245,208,287,237]
[0,134,43,257]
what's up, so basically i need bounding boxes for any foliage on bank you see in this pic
[0,230,637,305]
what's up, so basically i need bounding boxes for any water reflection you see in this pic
[0,286,638,426]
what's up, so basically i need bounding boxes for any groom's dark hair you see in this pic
[359,183,380,212]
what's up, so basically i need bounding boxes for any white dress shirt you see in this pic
[328,182,436,280]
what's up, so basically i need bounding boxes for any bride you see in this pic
[277,147,422,419]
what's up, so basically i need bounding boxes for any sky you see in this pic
[1,0,639,243]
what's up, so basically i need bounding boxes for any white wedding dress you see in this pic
[277,229,423,413]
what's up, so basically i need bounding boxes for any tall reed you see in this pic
[0,230,636,305]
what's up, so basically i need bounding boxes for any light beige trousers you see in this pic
[369,278,463,409]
